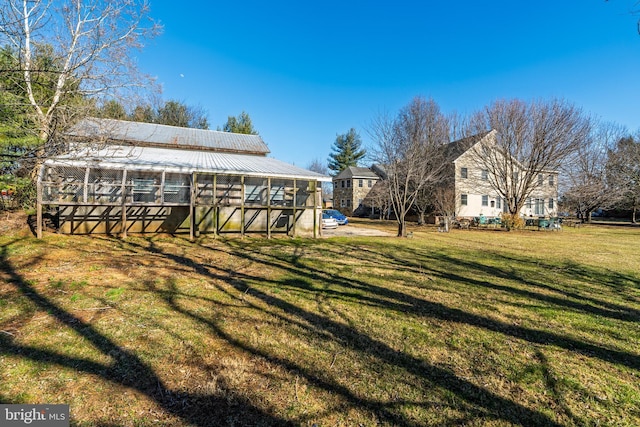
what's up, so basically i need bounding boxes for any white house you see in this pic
[449,131,559,220]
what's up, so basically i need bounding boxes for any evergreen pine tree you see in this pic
[327,128,366,174]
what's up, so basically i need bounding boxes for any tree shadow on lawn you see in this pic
[222,239,640,372]
[123,237,569,426]
[4,234,636,426]
[347,240,640,324]
[0,241,295,427]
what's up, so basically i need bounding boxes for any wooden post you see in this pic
[121,169,128,238]
[160,170,166,204]
[213,174,218,238]
[83,167,90,203]
[36,165,44,238]
[189,172,196,241]
[292,179,297,237]
[241,175,245,238]
[267,177,272,239]
[313,181,318,239]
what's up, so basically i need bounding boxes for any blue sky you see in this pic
[137,1,640,168]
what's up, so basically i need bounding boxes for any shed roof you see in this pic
[66,118,270,155]
[45,145,331,182]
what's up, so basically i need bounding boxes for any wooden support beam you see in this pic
[189,172,196,241]
[121,169,128,238]
[83,167,90,203]
[160,170,166,204]
[292,178,297,237]
[267,177,272,239]
[313,181,319,239]
[241,175,245,238]
[36,165,44,238]
[213,174,218,238]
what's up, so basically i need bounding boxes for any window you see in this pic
[334,181,338,189]
[341,180,345,188]
[461,194,468,206]
[368,179,372,187]
[461,167,468,179]
[358,179,363,187]
[526,198,532,209]
[270,182,286,205]
[535,198,544,215]
[340,199,346,207]
[549,175,555,186]
[132,176,158,203]
[491,200,495,208]
[538,174,543,186]
[164,174,190,203]
[496,197,501,209]
[346,199,351,207]
[481,169,488,180]
[482,195,489,206]
[549,198,554,209]
[346,180,351,188]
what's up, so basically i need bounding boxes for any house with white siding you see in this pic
[449,131,559,220]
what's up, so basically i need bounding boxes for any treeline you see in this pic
[95,99,210,130]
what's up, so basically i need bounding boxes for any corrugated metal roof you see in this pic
[45,145,331,182]
[66,118,270,155]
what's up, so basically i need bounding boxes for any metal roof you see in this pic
[45,145,331,182]
[66,118,270,155]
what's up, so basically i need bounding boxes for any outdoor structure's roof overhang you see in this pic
[44,145,332,182]
[66,118,271,156]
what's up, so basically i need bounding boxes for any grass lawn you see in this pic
[1,215,639,426]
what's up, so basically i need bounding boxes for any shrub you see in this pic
[500,212,525,230]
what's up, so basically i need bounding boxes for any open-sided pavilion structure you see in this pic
[36,118,330,239]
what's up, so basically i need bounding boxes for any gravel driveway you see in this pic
[320,224,392,237]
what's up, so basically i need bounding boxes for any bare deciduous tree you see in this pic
[0,0,160,142]
[561,121,626,222]
[468,99,591,217]
[607,132,640,222]
[370,96,449,237]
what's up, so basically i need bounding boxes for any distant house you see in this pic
[36,118,330,238]
[330,131,559,221]
[332,166,382,216]
[447,130,559,219]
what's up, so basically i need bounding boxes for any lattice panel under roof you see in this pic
[43,166,85,203]
[88,168,123,203]
[216,175,242,206]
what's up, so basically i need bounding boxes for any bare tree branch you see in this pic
[468,99,591,216]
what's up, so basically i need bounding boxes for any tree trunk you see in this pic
[585,210,592,223]
[397,220,406,237]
